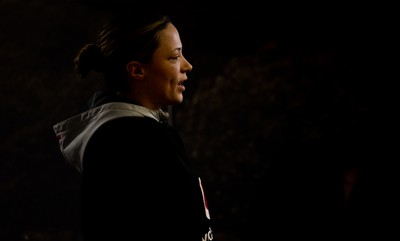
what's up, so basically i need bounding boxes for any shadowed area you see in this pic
[1,0,397,240]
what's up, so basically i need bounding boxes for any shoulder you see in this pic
[90,116,168,150]
[95,116,161,137]
[84,116,176,155]
[82,117,159,171]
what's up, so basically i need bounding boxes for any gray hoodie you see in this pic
[53,102,169,173]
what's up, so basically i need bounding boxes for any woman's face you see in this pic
[141,22,193,109]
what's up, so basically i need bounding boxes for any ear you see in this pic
[126,61,144,79]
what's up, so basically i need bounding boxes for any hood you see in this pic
[53,101,169,174]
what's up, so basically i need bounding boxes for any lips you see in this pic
[177,81,185,91]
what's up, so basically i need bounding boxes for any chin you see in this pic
[175,95,184,103]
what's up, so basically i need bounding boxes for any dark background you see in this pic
[1,0,398,240]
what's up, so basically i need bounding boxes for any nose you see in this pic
[182,56,193,73]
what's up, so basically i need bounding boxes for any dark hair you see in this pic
[74,12,171,91]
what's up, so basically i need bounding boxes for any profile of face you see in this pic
[127,22,193,110]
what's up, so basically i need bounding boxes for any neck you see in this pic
[116,91,161,110]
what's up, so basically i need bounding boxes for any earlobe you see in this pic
[126,61,144,79]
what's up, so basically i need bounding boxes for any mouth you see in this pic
[177,80,186,91]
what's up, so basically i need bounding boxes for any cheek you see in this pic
[163,67,179,83]
[148,64,178,86]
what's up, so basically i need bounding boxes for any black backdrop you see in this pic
[1,0,397,240]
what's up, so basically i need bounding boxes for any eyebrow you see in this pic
[169,47,182,54]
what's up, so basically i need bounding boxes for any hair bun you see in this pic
[74,43,104,78]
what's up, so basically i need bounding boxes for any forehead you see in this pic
[157,23,182,51]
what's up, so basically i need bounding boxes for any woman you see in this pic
[53,11,214,241]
